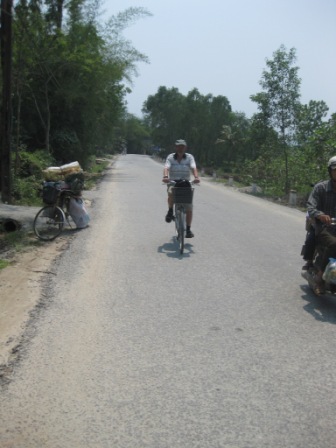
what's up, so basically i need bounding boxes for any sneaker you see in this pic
[165,210,174,223]
[186,230,194,238]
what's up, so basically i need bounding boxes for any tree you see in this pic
[143,86,233,165]
[0,0,13,202]
[215,112,251,170]
[250,45,301,193]
[120,114,150,154]
[143,86,186,151]
[295,100,329,145]
[10,1,151,166]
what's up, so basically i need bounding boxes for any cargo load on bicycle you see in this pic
[41,161,85,200]
[42,161,82,181]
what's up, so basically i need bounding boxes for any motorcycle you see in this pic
[301,217,336,295]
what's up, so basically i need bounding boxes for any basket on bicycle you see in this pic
[172,187,194,204]
[41,182,61,204]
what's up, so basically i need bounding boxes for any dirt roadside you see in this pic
[0,192,96,375]
[0,238,69,369]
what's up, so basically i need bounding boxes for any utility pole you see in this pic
[0,0,13,203]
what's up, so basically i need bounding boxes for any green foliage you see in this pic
[12,175,43,205]
[295,100,329,145]
[251,45,301,137]
[250,45,302,193]
[11,150,56,204]
[10,0,151,166]
[119,114,151,154]
[16,150,55,178]
[143,86,233,165]
[6,13,336,206]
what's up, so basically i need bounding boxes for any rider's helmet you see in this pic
[175,139,187,146]
[328,156,336,173]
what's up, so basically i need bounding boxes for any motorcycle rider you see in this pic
[306,156,336,295]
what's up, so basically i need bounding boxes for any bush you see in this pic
[12,175,43,205]
[16,150,55,178]
[12,150,56,205]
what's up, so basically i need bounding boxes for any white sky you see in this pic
[102,0,336,119]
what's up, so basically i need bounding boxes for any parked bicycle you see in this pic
[168,179,196,254]
[33,181,84,241]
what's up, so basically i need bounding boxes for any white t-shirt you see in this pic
[164,153,196,180]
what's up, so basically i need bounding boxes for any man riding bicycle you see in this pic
[162,139,200,238]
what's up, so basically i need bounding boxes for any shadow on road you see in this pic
[300,284,336,324]
[157,237,194,259]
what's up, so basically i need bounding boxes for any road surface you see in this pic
[1,155,336,448]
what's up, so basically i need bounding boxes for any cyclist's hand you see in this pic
[162,177,170,183]
[318,214,331,225]
[193,178,200,184]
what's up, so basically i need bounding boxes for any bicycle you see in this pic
[168,180,196,254]
[33,182,82,241]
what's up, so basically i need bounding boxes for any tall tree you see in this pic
[143,86,186,151]
[11,2,151,165]
[295,100,329,145]
[0,0,13,202]
[250,45,301,193]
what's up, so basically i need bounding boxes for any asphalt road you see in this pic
[1,155,336,448]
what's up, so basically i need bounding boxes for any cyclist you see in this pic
[162,139,200,238]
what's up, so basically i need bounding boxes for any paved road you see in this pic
[1,155,336,448]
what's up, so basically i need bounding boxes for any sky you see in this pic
[101,0,336,119]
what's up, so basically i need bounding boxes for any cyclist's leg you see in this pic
[186,205,194,238]
[165,186,174,222]
[186,210,192,226]
[168,190,174,209]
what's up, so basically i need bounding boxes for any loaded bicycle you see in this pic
[33,178,87,241]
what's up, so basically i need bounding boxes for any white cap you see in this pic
[328,156,336,169]
[175,139,187,146]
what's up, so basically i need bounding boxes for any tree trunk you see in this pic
[45,84,51,153]
[0,0,13,203]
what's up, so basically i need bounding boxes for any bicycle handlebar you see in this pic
[164,179,199,186]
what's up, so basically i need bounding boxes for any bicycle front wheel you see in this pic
[33,205,65,241]
[175,207,185,254]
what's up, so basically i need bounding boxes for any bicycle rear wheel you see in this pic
[33,205,65,241]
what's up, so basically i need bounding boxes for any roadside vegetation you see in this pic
[1,1,335,209]
[142,46,336,205]
[0,153,111,269]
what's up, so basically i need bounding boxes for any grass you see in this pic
[0,230,41,260]
[0,259,11,270]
